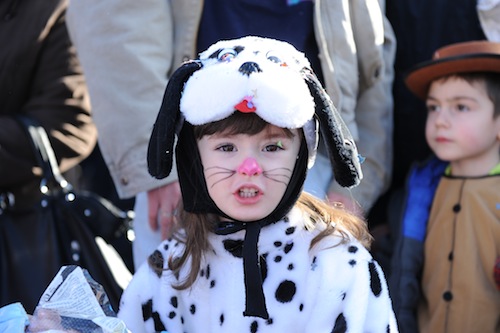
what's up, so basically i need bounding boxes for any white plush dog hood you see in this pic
[181,37,314,129]
[148,36,363,188]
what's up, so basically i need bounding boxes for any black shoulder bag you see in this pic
[0,116,133,313]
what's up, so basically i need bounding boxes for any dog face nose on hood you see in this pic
[239,62,262,76]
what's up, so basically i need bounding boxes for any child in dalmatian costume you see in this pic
[118,36,398,333]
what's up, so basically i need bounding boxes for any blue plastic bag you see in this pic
[0,302,29,333]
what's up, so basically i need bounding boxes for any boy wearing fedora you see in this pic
[389,40,500,333]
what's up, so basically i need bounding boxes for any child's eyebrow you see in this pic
[426,95,478,103]
[450,96,479,103]
[213,131,293,138]
[266,132,293,139]
[263,131,294,140]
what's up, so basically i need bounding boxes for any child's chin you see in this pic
[233,214,267,222]
[224,210,271,222]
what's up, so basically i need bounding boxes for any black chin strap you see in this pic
[242,222,269,318]
[215,221,270,319]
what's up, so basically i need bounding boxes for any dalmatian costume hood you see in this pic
[147,36,363,319]
[148,36,362,193]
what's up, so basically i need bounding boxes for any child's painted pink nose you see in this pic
[237,157,262,176]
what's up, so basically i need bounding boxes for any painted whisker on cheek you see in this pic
[204,166,236,188]
[263,167,293,185]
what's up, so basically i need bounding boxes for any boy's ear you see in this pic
[302,68,363,188]
[148,61,202,179]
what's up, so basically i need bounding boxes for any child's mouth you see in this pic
[239,188,259,198]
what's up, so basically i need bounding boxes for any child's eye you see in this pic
[263,144,284,152]
[426,103,439,113]
[456,104,470,112]
[218,49,237,62]
[216,144,236,152]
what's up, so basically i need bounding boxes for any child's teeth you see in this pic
[239,188,257,198]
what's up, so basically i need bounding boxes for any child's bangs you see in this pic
[194,112,295,138]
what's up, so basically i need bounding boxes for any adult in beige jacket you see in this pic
[66,0,396,269]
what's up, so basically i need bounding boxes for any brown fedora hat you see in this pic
[405,40,500,100]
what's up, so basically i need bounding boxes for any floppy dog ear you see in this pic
[148,61,202,179]
[302,68,362,188]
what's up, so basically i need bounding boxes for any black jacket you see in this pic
[0,0,96,191]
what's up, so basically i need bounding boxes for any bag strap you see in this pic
[16,115,72,193]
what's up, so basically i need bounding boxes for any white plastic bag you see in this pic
[26,265,129,333]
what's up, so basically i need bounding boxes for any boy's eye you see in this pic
[456,104,470,112]
[426,104,438,113]
[218,49,237,62]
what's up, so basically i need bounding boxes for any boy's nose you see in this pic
[434,110,451,127]
[237,157,263,176]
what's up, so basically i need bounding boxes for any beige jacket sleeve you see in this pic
[345,0,395,212]
[316,0,396,212]
[66,0,177,199]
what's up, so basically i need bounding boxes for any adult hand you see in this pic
[326,191,364,218]
[147,181,181,240]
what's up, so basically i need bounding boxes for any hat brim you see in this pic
[405,53,500,100]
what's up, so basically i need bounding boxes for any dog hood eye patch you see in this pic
[209,45,246,61]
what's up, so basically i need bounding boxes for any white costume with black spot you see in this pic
[119,207,398,333]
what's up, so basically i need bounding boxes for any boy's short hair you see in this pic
[433,72,500,118]
[404,40,500,101]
